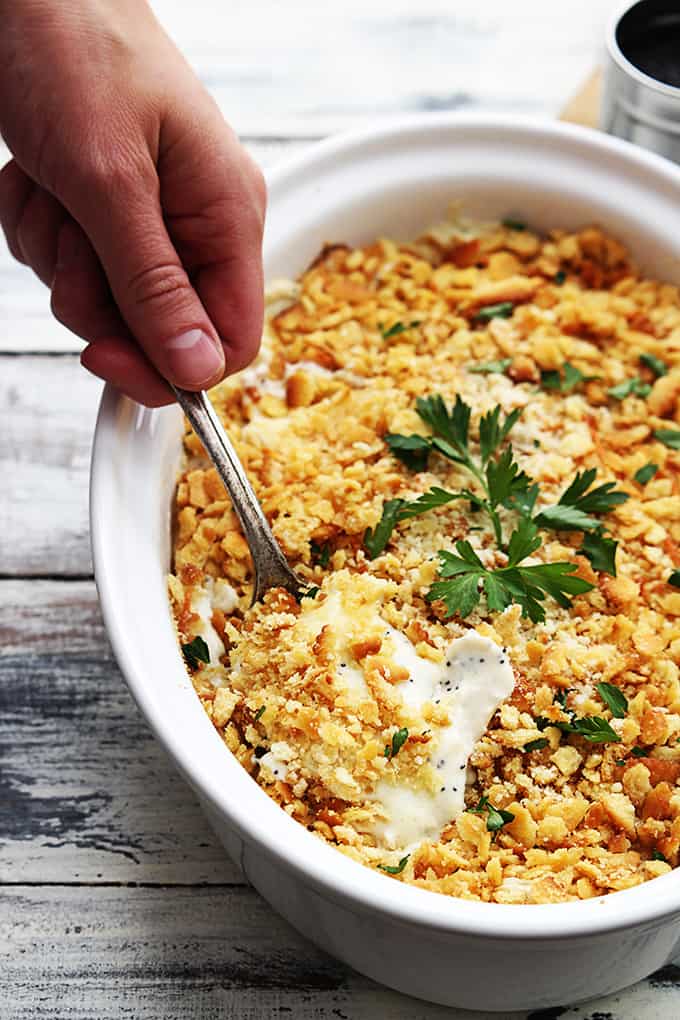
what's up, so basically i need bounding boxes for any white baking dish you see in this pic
[91,114,680,1012]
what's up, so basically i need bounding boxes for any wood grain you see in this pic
[1,356,97,577]
[1,886,679,1020]
[0,579,239,884]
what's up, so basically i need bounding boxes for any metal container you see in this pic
[601,0,680,163]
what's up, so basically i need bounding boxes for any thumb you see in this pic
[74,163,225,391]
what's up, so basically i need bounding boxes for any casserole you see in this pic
[91,114,680,1011]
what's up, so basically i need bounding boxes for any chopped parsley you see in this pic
[652,850,669,863]
[540,363,595,394]
[474,301,514,322]
[467,795,515,839]
[380,319,422,340]
[596,682,628,719]
[538,714,620,743]
[469,358,512,375]
[634,462,658,486]
[639,352,667,378]
[654,428,680,450]
[554,270,567,285]
[303,586,320,600]
[607,377,652,400]
[310,540,331,568]
[384,727,409,759]
[181,635,210,670]
[524,737,549,753]
[378,855,410,875]
[535,692,621,744]
[502,218,526,231]
[631,746,649,758]
[254,705,266,721]
[669,570,680,589]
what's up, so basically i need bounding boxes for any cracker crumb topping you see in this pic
[169,215,680,903]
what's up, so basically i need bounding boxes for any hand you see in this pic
[0,0,266,406]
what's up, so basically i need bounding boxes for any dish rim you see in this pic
[91,112,680,943]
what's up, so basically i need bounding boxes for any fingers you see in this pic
[71,158,226,392]
[51,219,129,341]
[81,337,175,407]
[193,239,264,376]
[0,159,36,264]
[51,222,181,406]
[15,186,67,286]
[160,119,266,377]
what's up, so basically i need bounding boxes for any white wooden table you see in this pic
[2,2,680,1016]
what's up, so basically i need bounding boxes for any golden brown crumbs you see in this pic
[169,215,680,904]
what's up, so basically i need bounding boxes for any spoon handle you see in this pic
[172,386,302,604]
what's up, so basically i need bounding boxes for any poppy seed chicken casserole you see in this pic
[168,213,680,904]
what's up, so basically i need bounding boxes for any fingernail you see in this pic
[166,329,223,387]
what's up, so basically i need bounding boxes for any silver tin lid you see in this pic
[601,0,680,163]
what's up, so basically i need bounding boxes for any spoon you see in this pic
[172,386,304,605]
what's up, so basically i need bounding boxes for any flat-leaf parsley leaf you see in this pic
[384,727,409,759]
[469,358,512,375]
[596,681,628,719]
[181,635,211,670]
[607,377,652,400]
[380,320,422,340]
[634,462,658,486]
[639,352,667,378]
[654,428,680,450]
[474,301,514,322]
[378,855,410,874]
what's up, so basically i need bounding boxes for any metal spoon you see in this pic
[172,386,304,604]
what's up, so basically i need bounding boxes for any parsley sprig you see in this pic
[534,468,628,576]
[535,690,621,744]
[369,395,632,620]
[426,520,592,623]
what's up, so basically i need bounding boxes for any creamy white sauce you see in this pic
[368,631,515,850]
[210,573,514,847]
[189,581,226,664]
[295,590,374,698]
[258,749,289,782]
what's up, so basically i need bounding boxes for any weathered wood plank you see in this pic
[1,885,679,1020]
[1,356,97,577]
[0,579,239,884]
